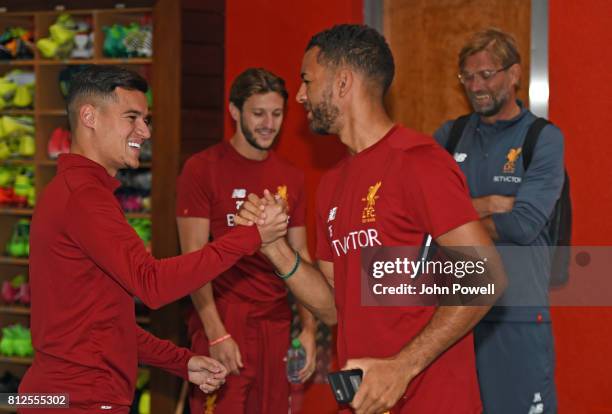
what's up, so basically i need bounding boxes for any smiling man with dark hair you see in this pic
[237,25,507,414]
[176,67,317,414]
[19,65,289,413]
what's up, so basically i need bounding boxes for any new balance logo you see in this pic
[454,153,468,162]
[528,392,544,414]
[328,207,338,222]
[232,188,246,199]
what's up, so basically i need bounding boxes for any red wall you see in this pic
[224,2,362,412]
[224,0,362,256]
[225,1,612,412]
[549,0,612,412]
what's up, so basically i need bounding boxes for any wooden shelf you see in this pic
[38,159,58,166]
[99,7,154,14]
[126,212,151,219]
[0,58,151,66]
[0,305,30,315]
[0,257,28,266]
[34,59,96,66]
[36,7,153,15]
[0,60,35,66]
[0,404,16,413]
[34,58,152,66]
[0,208,33,216]
[38,109,67,116]
[0,10,35,17]
[0,7,153,17]
[0,110,35,116]
[96,58,153,65]
[0,159,35,165]
[0,355,33,365]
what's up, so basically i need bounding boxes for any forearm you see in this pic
[397,222,508,377]
[136,325,193,380]
[472,195,514,218]
[480,216,499,240]
[297,303,317,332]
[491,207,550,245]
[190,283,227,340]
[263,239,336,325]
[394,306,489,378]
[135,225,261,309]
[70,193,261,310]
[288,231,318,333]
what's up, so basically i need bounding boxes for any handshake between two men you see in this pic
[185,190,293,396]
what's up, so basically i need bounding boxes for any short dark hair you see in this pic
[306,24,395,95]
[229,68,288,111]
[66,65,148,129]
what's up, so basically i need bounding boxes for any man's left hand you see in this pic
[297,328,317,383]
[343,356,415,414]
[187,355,228,394]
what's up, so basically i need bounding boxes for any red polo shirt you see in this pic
[19,154,261,410]
[176,141,305,311]
[315,126,481,413]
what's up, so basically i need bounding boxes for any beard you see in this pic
[240,113,277,151]
[467,88,510,117]
[306,87,340,135]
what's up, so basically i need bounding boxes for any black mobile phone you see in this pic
[327,369,363,404]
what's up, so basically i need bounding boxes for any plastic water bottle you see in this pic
[286,338,306,383]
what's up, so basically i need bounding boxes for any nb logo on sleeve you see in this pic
[454,153,468,162]
[232,188,246,199]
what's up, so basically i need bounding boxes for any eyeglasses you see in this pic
[458,63,514,84]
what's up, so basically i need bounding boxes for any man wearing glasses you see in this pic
[434,28,564,413]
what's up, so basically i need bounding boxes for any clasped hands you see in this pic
[187,355,228,394]
[186,192,288,395]
[235,189,289,247]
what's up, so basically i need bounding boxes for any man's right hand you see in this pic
[236,190,288,245]
[209,336,243,375]
[187,355,228,394]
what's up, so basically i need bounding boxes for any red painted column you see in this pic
[224,2,363,413]
[549,0,612,412]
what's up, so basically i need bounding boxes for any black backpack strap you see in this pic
[446,114,471,154]
[522,117,551,170]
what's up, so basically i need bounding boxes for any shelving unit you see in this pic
[0,4,156,413]
[0,1,225,412]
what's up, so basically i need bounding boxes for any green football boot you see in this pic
[0,326,15,356]
[18,134,35,157]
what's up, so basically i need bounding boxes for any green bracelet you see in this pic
[274,251,301,280]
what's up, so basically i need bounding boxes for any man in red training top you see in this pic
[19,65,288,413]
[176,68,316,414]
[238,25,507,414]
